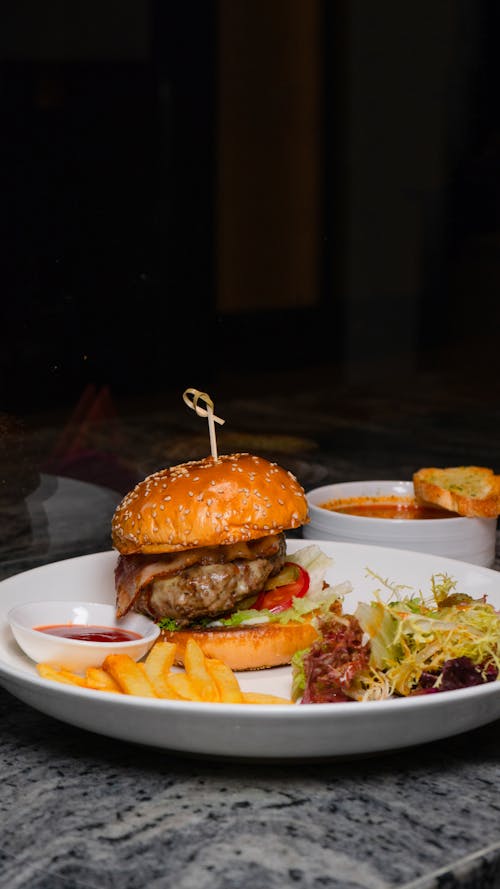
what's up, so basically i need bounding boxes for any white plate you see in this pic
[1,540,500,760]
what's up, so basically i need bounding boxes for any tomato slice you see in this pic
[254,563,310,614]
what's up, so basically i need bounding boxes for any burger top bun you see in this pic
[112,452,309,555]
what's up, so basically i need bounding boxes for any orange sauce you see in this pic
[319,495,457,520]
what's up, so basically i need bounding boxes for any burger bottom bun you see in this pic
[160,619,319,672]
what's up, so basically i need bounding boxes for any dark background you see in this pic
[1,0,499,415]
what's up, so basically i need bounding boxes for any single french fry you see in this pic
[143,641,177,698]
[165,671,202,701]
[103,654,158,698]
[85,667,122,693]
[184,639,219,702]
[144,640,177,673]
[37,664,86,687]
[159,678,183,700]
[242,692,294,705]
[137,661,179,698]
[58,667,89,687]
[205,657,243,703]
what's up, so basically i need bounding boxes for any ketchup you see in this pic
[34,624,142,643]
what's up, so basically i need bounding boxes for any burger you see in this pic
[111,452,336,670]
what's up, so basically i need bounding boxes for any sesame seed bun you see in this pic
[160,618,319,671]
[112,453,309,555]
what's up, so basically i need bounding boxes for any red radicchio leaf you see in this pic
[414,656,498,695]
[300,613,370,704]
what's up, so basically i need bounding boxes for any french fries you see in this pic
[103,654,157,698]
[205,657,243,703]
[36,638,293,705]
[37,663,87,687]
[85,667,122,693]
[142,640,177,697]
[164,671,201,701]
[242,692,294,705]
[184,638,220,701]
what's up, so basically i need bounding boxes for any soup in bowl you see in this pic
[304,480,497,566]
[319,495,457,521]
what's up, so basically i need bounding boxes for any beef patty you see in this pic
[115,532,286,624]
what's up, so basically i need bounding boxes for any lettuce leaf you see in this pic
[290,544,335,600]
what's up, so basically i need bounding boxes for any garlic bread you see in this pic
[413,466,500,518]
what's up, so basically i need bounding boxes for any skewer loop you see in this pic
[182,388,225,460]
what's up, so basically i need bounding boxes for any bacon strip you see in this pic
[115,534,283,617]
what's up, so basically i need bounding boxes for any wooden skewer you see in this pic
[182,388,225,460]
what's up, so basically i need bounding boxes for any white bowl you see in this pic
[304,480,497,567]
[8,601,160,672]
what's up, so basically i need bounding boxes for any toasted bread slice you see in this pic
[413,466,500,518]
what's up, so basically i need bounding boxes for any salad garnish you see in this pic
[292,570,500,703]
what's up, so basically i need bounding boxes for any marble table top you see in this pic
[1,367,499,888]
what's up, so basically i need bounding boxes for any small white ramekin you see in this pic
[8,601,159,673]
